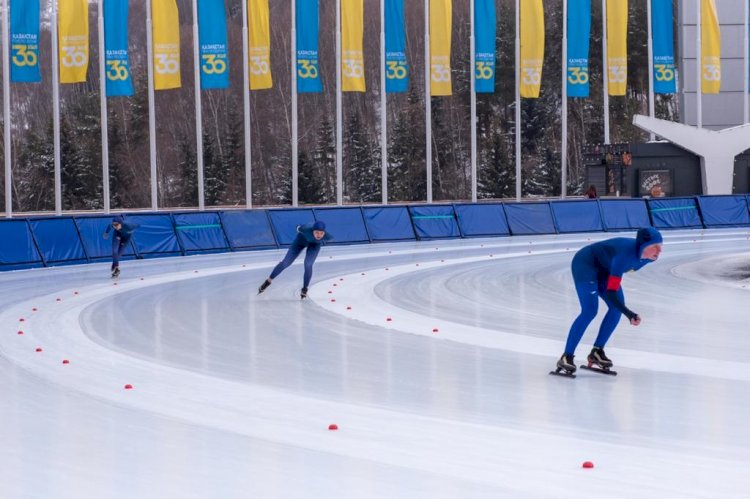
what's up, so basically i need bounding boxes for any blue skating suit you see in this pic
[564,227,663,356]
[270,223,333,288]
[104,215,139,271]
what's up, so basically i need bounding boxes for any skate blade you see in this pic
[549,369,576,378]
[579,365,618,376]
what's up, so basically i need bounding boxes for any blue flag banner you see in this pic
[103,0,133,96]
[652,0,675,94]
[474,0,496,93]
[296,0,322,93]
[385,0,408,93]
[10,0,41,83]
[567,0,590,97]
[198,0,230,89]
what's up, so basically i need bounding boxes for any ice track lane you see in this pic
[1,229,749,498]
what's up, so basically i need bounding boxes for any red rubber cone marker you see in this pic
[19,318,25,322]
[331,299,336,302]
[582,461,594,469]
[346,306,352,310]
[386,317,392,322]
[62,359,70,365]
[124,384,133,390]
[35,347,42,352]
[32,308,37,312]
[328,424,338,431]
[432,328,439,333]
[17,331,23,335]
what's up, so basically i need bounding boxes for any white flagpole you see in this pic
[744,0,749,124]
[242,0,252,207]
[602,0,610,144]
[561,0,568,198]
[470,0,477,202]
[425,0,432,203]
[336,0,343,205]
[52,0,62,214]
[98,0,110,213]
[291,0,299,207]
[514,0,520,200]
[696,0,702,129]
[191,0,205,209]
[2,0,10,217]
[146,0,158,210]
[380,0,387,204]
[646,0,655,140]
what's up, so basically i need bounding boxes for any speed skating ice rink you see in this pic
[1,229,748,498]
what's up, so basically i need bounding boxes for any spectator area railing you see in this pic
[2,195,749,271]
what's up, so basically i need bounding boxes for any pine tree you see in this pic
[202,130,226,206]
[344,111,381,203]
[176,130,198,207]
[298,151,326,204]
[312,116,335,203]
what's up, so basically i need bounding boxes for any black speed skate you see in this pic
[300,287,308,299]
[258,279,271,294]
[580,347,617,376]
[550,354,577,378]
[111,267,120,279]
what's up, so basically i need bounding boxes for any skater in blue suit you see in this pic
[258,220,333,299]
[556,227,663,374]
[103,215,139,278]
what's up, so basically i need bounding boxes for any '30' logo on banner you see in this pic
[12,45,38,67]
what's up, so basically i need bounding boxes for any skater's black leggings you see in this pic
[112,236,131,270]
[269,240,321,288]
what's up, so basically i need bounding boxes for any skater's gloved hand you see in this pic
[629,314,641,326]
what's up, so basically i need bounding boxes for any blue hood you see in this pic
[636,227,663,258]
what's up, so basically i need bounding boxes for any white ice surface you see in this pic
[1,229,749,498]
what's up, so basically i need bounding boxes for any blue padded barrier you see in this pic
[362,206,416,241]
[75,216,137,260]
[599,199,651,230]
[409,205,460,239]
[0,220,43,269]
[268,209,315,246]
[550,200,604,233]
[312,207,370,244]
[29,218,87,265]
[504,203,557,235]
[696,196,750,227]
[647,197,703,229]
[173,212,230,254]
[454,203,510,237]
[125,214,182,257]
[220,210,277,249]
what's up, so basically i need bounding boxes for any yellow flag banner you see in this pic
[429,0,452,96]
[58,0,88,83]
[606,0,628,96]
[249,0,272,89]
[342,0,365,92]
[520,0,544,98]
[152,0,181,90]
[701,0,721,94]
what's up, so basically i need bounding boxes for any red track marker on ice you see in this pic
[17,331,23,335]
[35,347,42,352]
[582,461,594,469]
[124,384,133,390]
[62,360,70,365]
[328,424,338,431]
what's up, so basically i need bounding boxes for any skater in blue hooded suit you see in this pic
[103,215,139,278]
[556,227,663,374]
[258,221,333,299]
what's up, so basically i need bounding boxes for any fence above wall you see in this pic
[2,196,748,271]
